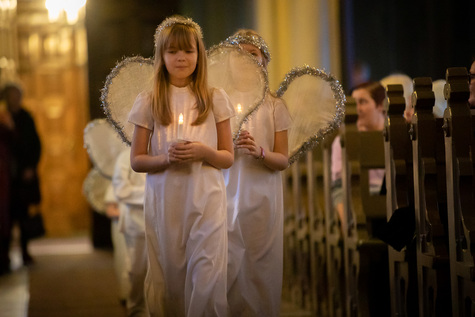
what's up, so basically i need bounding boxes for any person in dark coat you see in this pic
[0,94,15,274]
[3,83,42,266]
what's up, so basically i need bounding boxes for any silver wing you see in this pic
[276,66,345,165]
[83,118,127,179]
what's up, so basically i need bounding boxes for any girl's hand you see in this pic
[235,130,261,159]
[168,141,208,163]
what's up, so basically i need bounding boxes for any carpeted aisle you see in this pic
[27,240,126,317]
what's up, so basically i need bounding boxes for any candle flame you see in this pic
[237,103,242,113]
[178,113,183,124]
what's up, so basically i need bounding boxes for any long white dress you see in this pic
[112,148,148,317]
[223,94,291,317]
[128,85,235,317]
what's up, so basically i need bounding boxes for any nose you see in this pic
[176,51,186,60]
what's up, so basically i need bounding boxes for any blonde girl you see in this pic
[128,16,234,316]
[223,29,291,317]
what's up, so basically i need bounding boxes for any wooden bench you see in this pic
[340,96,389,316]
[383,83,418,316]
[444,67,475,316]
[411,77,451,316]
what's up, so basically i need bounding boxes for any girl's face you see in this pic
[352,88,383,131]
[163,37,198,87]
[240,43,265,66]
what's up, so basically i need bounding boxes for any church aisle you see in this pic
[0,235,311,317]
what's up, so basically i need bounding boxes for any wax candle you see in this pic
[177,113,184,140]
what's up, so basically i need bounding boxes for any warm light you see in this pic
[237,103,242,113]
[45,0,87,23]
[177,113,184,140]
[45,0,62,21]
[0,0,17,10]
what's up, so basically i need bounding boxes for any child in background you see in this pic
[111,148,147,317]
[128,16,234,316]
[223,29,291,317]
[103,184,130,307]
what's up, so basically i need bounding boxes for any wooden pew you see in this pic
[282,152,313,313]
[282,159,299,305]
[323,128,346,317]
[340,97,389,316]
[307,144,331,316]
[443,67,475,316]
[283,140,329,314]
[383,83,418,317]
[411,77,451,316]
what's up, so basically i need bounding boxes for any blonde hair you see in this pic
[152,16,211,126]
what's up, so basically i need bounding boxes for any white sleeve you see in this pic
[112,149,146,206]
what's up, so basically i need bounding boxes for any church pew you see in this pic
[282,153,313,313]
[444,67,475,316]
[383,84,418,317]
[411,77,452,316]
[323,129,346,317]
[307,145,331,316]
[340,97,389,317]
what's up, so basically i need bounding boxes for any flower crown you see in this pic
[225,32,271,63]
[154,16,203,47]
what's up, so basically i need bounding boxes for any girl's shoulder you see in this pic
[133,89,153,106]
[264,92,287,109]
[210,87,232,106]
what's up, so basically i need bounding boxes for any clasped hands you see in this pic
[235,130,261,159]
[168,141,207,164]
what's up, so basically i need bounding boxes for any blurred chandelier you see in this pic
[45,0,86,24]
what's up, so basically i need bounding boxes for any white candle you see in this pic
[177,113,184,140]
[237,103,242,114]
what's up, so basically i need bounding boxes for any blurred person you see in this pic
[0,94,14,274]
[469,60,475,108]
[3,83,41,266]
[331,81,386,226]
[104,183,130,307]
[112,148,147,317]
[432,79,447,118]
[223,29,291,317]
[380,73,413,122]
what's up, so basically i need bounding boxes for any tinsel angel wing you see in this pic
[276,66,345,165]
[101,47,266,142]
[82,168,111,214]
[101,56,154,145]
[207,44,267,137]
[83,118,127,179]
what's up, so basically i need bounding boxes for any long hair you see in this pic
[152,17,211,126]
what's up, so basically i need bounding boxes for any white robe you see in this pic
[223,94,291,317]
[112,148,148,316]
[128,85,234,317]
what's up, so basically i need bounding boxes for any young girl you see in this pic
[223,29,291,316]
[128,16,234,316]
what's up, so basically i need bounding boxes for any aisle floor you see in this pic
[0,235,310,317]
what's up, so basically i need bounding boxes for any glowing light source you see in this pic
[45,0,87,24]
[177,113,184,140]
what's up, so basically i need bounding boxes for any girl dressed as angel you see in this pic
[128,16,235,316]
[222,29,292,317]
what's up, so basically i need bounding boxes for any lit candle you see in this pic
[236,103,243,124]
[177,113,184,140]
